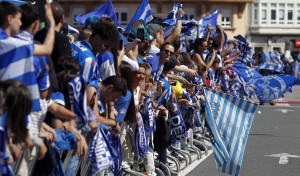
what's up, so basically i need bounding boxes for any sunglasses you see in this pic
[164,49,174,56]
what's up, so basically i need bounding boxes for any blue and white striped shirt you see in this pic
[0,28,41,111]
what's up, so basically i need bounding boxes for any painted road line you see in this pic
[265,153,300,165]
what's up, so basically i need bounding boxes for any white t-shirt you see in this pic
[149,45,160,54]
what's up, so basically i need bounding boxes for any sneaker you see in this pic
[167,159,176,168]
[269,101,274,106]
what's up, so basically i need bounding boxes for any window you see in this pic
[221,8,232,27]
[270,3,277,24]
[287,4,293,24]
[297,4,300,24]
[261,3,267,24]
[115,8,128,26]
[73,8,85,27]
[279,4,285,24]
[253,3,258,24]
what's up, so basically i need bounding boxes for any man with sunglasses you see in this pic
[71,17,119,83]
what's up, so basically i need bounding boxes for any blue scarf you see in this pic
[134,112,148,157]
[169,99,187,139]
[141,97,155,150]
[68,76,88,129]
[89,128,114,173]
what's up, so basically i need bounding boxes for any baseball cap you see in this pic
[84,15,100,27]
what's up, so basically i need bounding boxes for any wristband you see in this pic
[48,24,55,28]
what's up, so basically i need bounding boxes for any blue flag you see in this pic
[204,88,257,176]
[75,0,118,26]
[163,3,183,38]
[232,64,298,103]
[169,99,188,139]
[257,52,284,73]
[249,74,297,103]
[0,0,28,5]
[190,8,220,40]
[124,0,153,34]
[0,127,5,174]
[0,28,41,111]
[68,76,88,129]
[89,128,114,173]
[232,64,263,82]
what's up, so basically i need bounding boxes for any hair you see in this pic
[212,57,220,66]
[212,38,221,50]
[197,64,207,76]
[120,62,136,123]
[78,28,93,41]
[0,1,21,27]
[194,38,206,52]
[20,3,38,30]
[138,41,151,58]
[56,56,81,109]
[102,76,127,96]
[0,80,32,143]
[92,17,120,75]
[160,42,173,51]
[172,37,181,53]
[180,52,193,67]
[50,1,64,25]
[148,17,164,26]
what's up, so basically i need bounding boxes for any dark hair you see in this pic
[102,76,127,96]
[50,1,64,25]
[197,64,207,76]
[212,57,220,65]
[160,41,173,51]
[0,1,21,27]
[194,38,206,52]
[120,62,136,123]
[56,56,81,109]
[92,17,120,75]
[20,3,38,30]
[148,17,164,26]
[172,37,181,53]
[212,38,221,50]
[180,52,193,66]
[0,80,32,143]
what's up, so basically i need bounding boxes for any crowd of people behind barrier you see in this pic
[0,1,299,176]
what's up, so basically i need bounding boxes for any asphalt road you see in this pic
[187,86,300,176]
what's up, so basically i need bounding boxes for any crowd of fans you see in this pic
[0,1,299,176]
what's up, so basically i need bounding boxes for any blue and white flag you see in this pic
[231,35,254,65]
[68,25,80,35]
[75,0,118,26]
[169,99,188,139]
[124,0,153,34]
[249,74,297,103]
[0,127,5,174]
[134,112,148,156]
[204,88,257,176]
[89,128,114,173]
[232,64,262,83]
[293,61,300,80]
[257,52,284,73]
[142,97,155,150]
[163,3,183,38]
[0,0,28,5]
[232,64,297,103]
[0,28,41,111]
[68,76,88,129]
[190,8,220,40]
